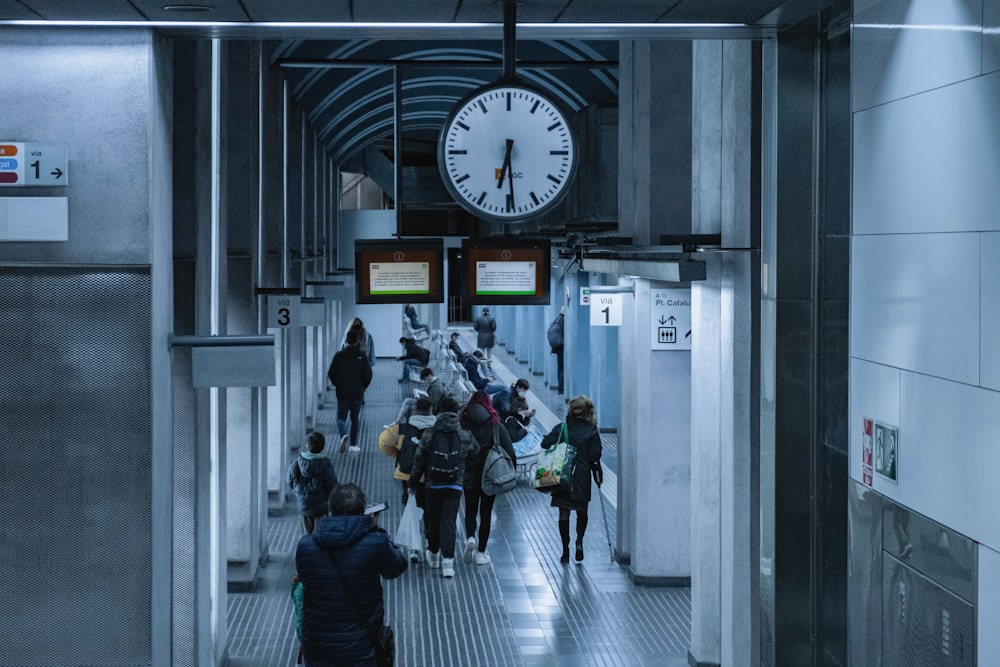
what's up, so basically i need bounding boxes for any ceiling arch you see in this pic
[273,38,620,165]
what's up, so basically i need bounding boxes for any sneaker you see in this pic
[463,536,476,564]
[474,551,492,565]
[397,378,407,383]
[338,434,349,454]
[347,445,361,454]
[441,558,455,578]
[425,550,441,569]
[409,549,421,563]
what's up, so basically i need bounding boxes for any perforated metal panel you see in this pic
[0,267,152,665]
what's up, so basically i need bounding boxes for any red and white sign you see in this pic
[862,417,873,487]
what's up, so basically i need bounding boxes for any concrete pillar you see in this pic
[690,39,758,667]
[615,39,693,579]
[222,40,265,591]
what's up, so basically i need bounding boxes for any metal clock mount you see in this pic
[436,1,579,222]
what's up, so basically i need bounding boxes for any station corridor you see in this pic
[226,329,691,666]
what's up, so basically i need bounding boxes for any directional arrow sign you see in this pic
[0,142,68,186]
[651,288,692,350]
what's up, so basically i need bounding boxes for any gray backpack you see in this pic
[481,425,516,495]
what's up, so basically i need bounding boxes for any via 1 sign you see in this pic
[589,292,623,327]
[0,143,68,186]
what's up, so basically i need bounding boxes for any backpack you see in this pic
[425,428,463,484]
[396,422,424,475]
[481,425,517,496]
[547,314,564,349]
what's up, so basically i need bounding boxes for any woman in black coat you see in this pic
[459,391,516,566]
[540,395,603,564]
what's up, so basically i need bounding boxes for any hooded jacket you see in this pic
[378,412,437,481]
[295,514,408,663]
[410,411,478,487]
[327,343,373,400]
[459,403,517,492]
[286,452,339,517]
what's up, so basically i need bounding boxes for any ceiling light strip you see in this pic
[0,20,773,40]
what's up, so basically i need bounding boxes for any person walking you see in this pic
[473,307,497,365]
[540,395,604,564]
[287,431,339,534]
[459,391,516,566]
[294,483,408,666]
[547,308,565,393]
[379,397,436,508]
[327,329,373,454]
[410,395,478,579]
[342,316,376,367]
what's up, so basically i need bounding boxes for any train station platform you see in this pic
[226,327,691,666]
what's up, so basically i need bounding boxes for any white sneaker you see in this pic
[441,558,455,578]
[409,549,421,563]
[426,550,441,568]
[347,445,361,453]
[474,551,492,565]
[338,434,349,454]
[463,536,476,564]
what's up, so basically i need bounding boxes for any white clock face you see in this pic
[438,84,577,221]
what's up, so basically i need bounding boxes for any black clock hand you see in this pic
[506,142,515,209]
[497,139,515,211]
[496,138,513,189]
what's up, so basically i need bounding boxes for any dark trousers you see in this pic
[552,345,564,391]
[336,396,363,446]
[464,488,496,552]
[424,487,462,558]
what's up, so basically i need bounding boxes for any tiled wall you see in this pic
[851,0,1000,660]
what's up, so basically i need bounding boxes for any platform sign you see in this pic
[579,287,590,306]
[590,292,623,327]
[651,288,692,350]
[0,143,68,186]
[267,295,301,328]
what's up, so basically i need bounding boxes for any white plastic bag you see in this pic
[394,498,424,552]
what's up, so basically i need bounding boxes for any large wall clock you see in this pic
[438,82,578,222]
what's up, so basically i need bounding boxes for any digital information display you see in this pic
[355,239,444,304]
[462,239,550,305]
[475,260,536,296]
[371,261,430,295]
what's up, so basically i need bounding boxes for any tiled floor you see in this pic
[227,327,691,666]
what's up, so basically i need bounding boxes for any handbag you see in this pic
[329,553,396,667]
[531,422,575,493]
[394,498,424,552]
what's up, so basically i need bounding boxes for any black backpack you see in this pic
[396,422,425,475]
[425,428,463,484]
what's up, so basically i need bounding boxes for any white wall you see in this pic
[850,2,1000,660]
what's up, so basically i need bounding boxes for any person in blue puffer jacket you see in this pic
[295,483,408,666]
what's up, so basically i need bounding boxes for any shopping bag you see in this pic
[394,499,424,552]
[531,423,575,493]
